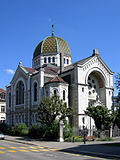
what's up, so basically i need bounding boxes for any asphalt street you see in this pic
[0,140,108,160]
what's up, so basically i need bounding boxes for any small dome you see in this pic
[33,36,71,58]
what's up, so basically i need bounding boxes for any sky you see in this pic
[0,0,120,95]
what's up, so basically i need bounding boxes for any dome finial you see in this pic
[52,24,54,36]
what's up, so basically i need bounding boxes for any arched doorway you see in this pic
[87,71,105,106]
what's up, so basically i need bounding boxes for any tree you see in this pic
[84,105,115,131]
[37,96,73,139]
[114,103,120,128]
[115,73,120,92]
[38,96,73,125]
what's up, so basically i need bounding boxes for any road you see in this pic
[0,140,108,160]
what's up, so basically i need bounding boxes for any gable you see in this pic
[10,66,28,85]
[77,55,113,75]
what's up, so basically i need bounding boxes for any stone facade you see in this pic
[6,34,114,135]
[0,88,6,123]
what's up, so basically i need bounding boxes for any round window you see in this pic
[88,82,92,89]
[89,91,91,95]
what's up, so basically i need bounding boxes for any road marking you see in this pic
[7,150,17,152]
[49,148,59,151]
[9,147,17,149]
[37,146,44,148]
[29,146,37,148]
[19,147,27,149]
[71,154,80,156]
[0,151,4,154]
[30,149,40,152]
[0,147,6,149]
[40,149,49,151]
[19,150,29,152]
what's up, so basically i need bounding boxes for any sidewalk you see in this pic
[4,135,120,159]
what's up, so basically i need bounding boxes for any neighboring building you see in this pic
[0,88,6,123]
[6,28,114,134]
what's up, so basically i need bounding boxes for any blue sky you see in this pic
[0,0,120,95]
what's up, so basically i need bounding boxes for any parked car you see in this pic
[0,133,5,140]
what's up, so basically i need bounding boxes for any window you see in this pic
[34,82,37,102]
[88,77,91,80]
[16,81,24,105]
[9,92,11,107]
[64,58,65,64]
[67,59,69,64]
[48,57,51,63]
[1,106,5,113]
[63,90,65,100]
[22,115,24,123]
[52,57,55,63]
[44,57,47,63]
[82,87,84,92]
[88,82,92,89]
[54,90,57,96]
[46,91,48,97]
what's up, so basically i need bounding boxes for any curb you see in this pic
[5,138,38,146]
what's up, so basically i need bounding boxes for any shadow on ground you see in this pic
[59,143,120,159]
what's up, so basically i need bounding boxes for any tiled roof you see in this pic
[44,66,59,75]
[33,36,71,58]
[0,88,6,93]
[63,56,92,73]
[47,76,65,83]
[23,67,37,74]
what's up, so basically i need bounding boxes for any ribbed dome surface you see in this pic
[33,36,71,58]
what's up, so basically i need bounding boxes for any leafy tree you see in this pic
[38,96,73,125]
[114,103,120,128]
[84,105,115,131]
[37,96,73,139]
[115,73,120,92]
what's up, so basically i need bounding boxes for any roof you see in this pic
[22,66,37,74]
[44,66,59,75]
[46,76,65,84]
[63,56,92,72]
[0,88,6,93]
[33,36,71,58]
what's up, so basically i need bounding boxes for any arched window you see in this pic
[9,92,11,107]
[64,58,65,64]
[34,82,37,102]
[52,57,55,63]
[63,90,65,100]
[44,57,47,63]
[16,81,24,105]
[67,59,69,64]
[48,57,51,63]
[54,89,57,96]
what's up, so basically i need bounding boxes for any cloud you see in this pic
[5,69,15,74]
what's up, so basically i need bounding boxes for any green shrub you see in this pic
[65,136,82,142]
[43,121,58,140]
[29,124,45,138]
[0,123,10,134]
[97,137,113,141]
[64,124,73,139]
[10,123,28,136]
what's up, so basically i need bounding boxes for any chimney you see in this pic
[92,49,99,56]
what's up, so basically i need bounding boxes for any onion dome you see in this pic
[33,36,71,58]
